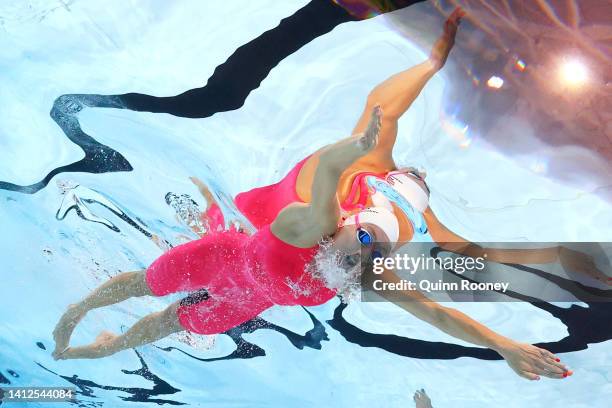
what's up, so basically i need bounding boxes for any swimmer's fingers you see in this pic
[518,370,541,381]
[188,176,201,186]
[448,7,466,22]
[539,349,568,371]
[539,358,573,379]
[525,345,569,379]
[533,359,566,379]
[500,342,568,381]
[444,7,465,36]
[543,356,568,373]
[525,348,572,379]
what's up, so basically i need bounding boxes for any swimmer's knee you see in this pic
[132,270,154,296]
[161,302,185,333]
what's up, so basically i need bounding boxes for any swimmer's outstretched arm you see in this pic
[379,268,572,381]
[424,212,611,285]
[350,7,465,167]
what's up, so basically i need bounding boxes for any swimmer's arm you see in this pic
[272,138,365,243]
[379,268,569,380]
[189,176,215,204]
[379,268,505,349]
[350,10,463,165]
[273,108,382,244]
[425,209,561,264]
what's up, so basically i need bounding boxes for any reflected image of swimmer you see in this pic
[413,388,433,408]
[52,8,576,381]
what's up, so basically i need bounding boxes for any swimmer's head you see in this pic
[332,207,398,267]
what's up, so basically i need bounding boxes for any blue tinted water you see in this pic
[1,1,610,407]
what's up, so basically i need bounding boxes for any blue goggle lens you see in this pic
[357,229,372,245]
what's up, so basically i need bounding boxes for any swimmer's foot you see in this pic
[413,388,433,408]
[429,7,465,70]
[52,303,87,359]
[94,330,118,349]
[57,331,118,360]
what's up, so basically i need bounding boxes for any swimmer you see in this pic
[51,106,386,358]
[53,9,574,381]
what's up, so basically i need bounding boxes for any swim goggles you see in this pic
[354,213,383,260]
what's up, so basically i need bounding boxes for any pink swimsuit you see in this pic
[146,157,336,334]
[203,156,310,231]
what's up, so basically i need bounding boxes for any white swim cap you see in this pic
[386,172,429,212]
[343,206,399,242]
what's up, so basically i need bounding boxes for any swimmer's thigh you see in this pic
[175,287,274,335]
[145,237,220,296]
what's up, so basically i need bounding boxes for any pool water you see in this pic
[0,1,610,407]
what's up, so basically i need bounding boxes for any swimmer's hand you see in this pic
[429,7,465,70]
[496,340,572,380]
[189,176,209,197]
[189,176,205,188]
[356,105,382,153]
[558,247,611,286]
[189,176,216,209]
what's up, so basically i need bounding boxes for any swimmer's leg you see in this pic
[56,301,183,360]
[52,270,151,358]
[352,8,464,165]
